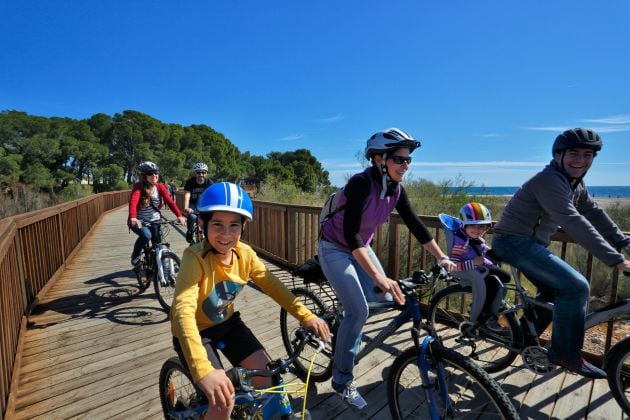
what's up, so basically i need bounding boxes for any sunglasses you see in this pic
[389,155,412,165]
[146,172,159,176]
[196,171,207,175]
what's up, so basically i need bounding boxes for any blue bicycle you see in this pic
[282,263,518,419]
[158,328,324,419]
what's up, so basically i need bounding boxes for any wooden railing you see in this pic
[0,190,130,419]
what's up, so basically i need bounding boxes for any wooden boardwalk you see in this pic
[12,207,625,419]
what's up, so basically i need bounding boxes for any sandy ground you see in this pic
[592,197,630,209]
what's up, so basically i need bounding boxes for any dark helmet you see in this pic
[552,128,602,155]
[137,161,160,174]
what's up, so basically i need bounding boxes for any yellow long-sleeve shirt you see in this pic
[171,241,316,382]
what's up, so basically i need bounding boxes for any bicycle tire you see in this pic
[387,344,519,419]
[428,284,523,373]
[159,356,208,418]
[280,287,337,382]
[604,336,630,416]
[155,250,181,312]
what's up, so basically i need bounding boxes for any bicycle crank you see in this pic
[521,345,556,374]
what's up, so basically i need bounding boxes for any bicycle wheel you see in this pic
[605,336,630,416]
[155,250,181,312]
[159,356,208,418]
[133,254,152,292]
[428,284,522,373]
[280,287,337,382]
[387,344,519,419]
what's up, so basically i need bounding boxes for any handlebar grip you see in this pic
[623,271,630,277]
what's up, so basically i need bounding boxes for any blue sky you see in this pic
[2,1,629,187]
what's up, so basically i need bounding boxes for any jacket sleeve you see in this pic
[158,183,183,218]
[128,188,141,219]
[576,189,630,250]
[170,249,214,383]
[533,173,625,267]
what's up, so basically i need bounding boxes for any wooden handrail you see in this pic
[0,190,130,418]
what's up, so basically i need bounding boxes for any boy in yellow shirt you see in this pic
[171,182,329,419]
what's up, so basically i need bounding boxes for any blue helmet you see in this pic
[197,182,254,221]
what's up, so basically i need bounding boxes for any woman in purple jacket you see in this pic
[318,128,455,409]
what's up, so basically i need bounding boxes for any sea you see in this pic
[449,186,630,199]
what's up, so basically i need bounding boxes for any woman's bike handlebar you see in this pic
[374,264,454,296]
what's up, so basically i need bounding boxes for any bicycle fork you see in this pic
[416,333,455,420]
[155,244,171,286]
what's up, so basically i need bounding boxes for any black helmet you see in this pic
[552,128,602,155]
[137,161,160,174]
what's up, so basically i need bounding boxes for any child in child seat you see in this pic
[442,202,511,332]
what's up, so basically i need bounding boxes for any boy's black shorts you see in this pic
[173,311,264,372]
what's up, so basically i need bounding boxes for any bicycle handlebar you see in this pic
[225,328,324,392]
[373,264,454,296]
[141,219,180,227]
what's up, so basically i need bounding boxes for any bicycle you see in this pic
[186,210,205,245]
[604,335,630,416]
[281,264,518,418]
[427,264,630,377]
[133,218,181,312]
[158,327,324,419]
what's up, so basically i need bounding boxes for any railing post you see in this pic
[387,220,401,278]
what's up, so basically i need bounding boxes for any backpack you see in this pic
[319,188,345,226]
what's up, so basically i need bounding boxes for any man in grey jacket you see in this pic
[492,128,630,379]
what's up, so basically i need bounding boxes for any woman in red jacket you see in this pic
[128,161,186,272]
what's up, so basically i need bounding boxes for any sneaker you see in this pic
[548,355,607,379]
[332,380,367,409]
[131,256,142,269]
[185,231,194,243]
[483,316,506,333]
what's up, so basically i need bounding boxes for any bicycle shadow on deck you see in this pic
[27,269,169,330]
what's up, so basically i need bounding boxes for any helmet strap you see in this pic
[379,152,389,199]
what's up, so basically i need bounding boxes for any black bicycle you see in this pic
[185,211,205,245]
[133,218,181,312]
[604,335,630,416]
[428,265,630,376]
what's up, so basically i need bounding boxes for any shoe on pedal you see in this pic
[185,231,194,243]
[483,316,506,333]
[131,256,142,270]
[332,380,367,409]
[548,354,607,379]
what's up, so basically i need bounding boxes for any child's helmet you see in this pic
[459,202,492,226]
[197,182,253,221]
[193,162,209,172]
[364,128,421,160]
[137,161,159,174]
[552,128,602,156]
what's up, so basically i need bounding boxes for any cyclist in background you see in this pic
[183,162,214,243]
[128,161,186,276]
[492,128,630,379]
[318,128,456,409]
[171,182,329,420]
[446,202,512,332]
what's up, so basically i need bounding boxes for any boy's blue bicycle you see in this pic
[281,264,519,419]
[158,328,324,420]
